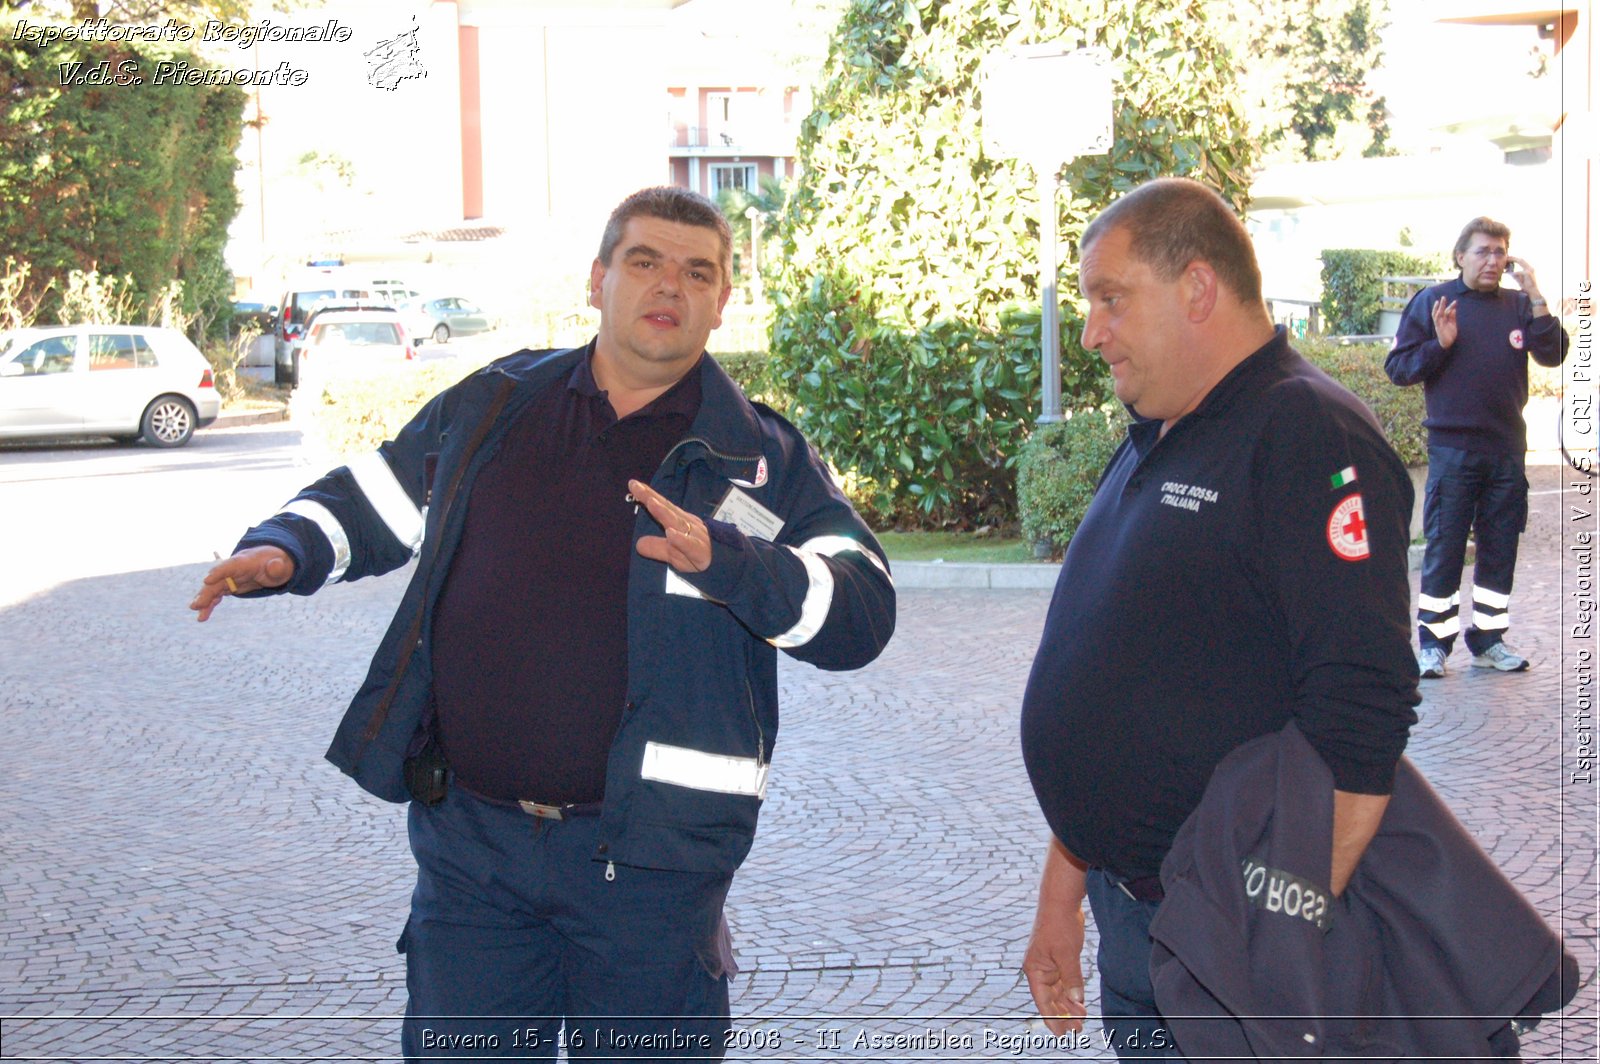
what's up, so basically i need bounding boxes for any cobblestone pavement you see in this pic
[1,460,1595,1062]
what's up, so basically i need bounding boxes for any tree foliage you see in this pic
[1206,0,1391,162]
[768,0,1253,525]
[0,27,244,332]
[716,175,791,285]
[1319,248,1446,335]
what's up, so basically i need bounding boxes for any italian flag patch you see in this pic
[1329,466,1358,490]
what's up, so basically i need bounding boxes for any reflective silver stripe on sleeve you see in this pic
[348,452,425,555]
[280,499,352,584]
[640,741,769,799]
[1417,592,1459,613]
[665,569,709,600]
[768,547,834,648]
[767,535,890,649]
[1472,610,1511,631]
[799,534,892,579]
[1420,616,1461,638]
[1472,586,1511,609]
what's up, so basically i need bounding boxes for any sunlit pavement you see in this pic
[0,441,1593,1060]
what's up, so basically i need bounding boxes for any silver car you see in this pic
[402,296,493,345]
[0,325,221,447]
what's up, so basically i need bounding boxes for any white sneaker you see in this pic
[1471,643,1530,672]
[1417,647,1447,679]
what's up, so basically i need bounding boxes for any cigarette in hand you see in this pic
[213,551,239,594]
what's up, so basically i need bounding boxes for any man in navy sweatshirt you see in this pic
[1386,217,1569,677]
[1021,178,1418,1060]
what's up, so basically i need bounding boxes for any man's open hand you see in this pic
[629,479,712,574]
[190,546,295,622]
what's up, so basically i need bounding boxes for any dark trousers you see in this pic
[1418,445,1528,655]
[399,787,732,1062]
[1084,871,1185,1060]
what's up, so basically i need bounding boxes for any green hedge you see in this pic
[1016,407,1131,556]
[1319,249,1446,335]
[714,351,789,414]
[1297,336,1426,466]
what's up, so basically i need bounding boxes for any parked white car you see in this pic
[293,309,417,382]
[0,325,221,447]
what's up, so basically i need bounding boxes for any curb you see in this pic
[890,560,1061,590]
[212,406,289,429]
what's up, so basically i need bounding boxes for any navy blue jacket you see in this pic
[1149,722,1577,1061]
[1385,277,1569,455]
[238,346,896,875]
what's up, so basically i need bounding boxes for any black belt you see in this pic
[453,776,603,821]
[1114,875,1165,903]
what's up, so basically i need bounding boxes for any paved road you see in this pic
[0,424,1594,1061]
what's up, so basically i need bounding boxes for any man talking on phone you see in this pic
[1386,216,1569,678]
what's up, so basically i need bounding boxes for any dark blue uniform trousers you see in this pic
[399,787,732,1062]
[1084,871,1185,1060]
[1417,445,1528,655]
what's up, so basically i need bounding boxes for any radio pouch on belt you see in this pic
[403,734,449,806]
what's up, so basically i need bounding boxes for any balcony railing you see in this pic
[668,124,796,151]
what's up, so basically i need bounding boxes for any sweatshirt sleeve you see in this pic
[1384,286,1453,386]
[1252,386,1420,793]
[1526,304,1571,369]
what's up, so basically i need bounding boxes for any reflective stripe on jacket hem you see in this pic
[641,740,769,799]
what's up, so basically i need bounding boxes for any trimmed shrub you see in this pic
[1296,336,1426,466]
[1016,407,1130,556]
[1319,249,1447,335]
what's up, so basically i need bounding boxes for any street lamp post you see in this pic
[745,205,764,302]
[980,46,1113,424]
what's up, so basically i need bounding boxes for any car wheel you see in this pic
[432,324,449,345]
[141,395,196,447]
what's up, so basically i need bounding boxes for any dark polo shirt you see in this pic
[431,350,701,803]
[1021,330,1418,880]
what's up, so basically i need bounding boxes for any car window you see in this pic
[87,332,156,370]
[288,290,339,322]
[314,322,402,345]
[7,335,77,375]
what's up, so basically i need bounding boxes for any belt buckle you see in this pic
[518,800,565,820]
